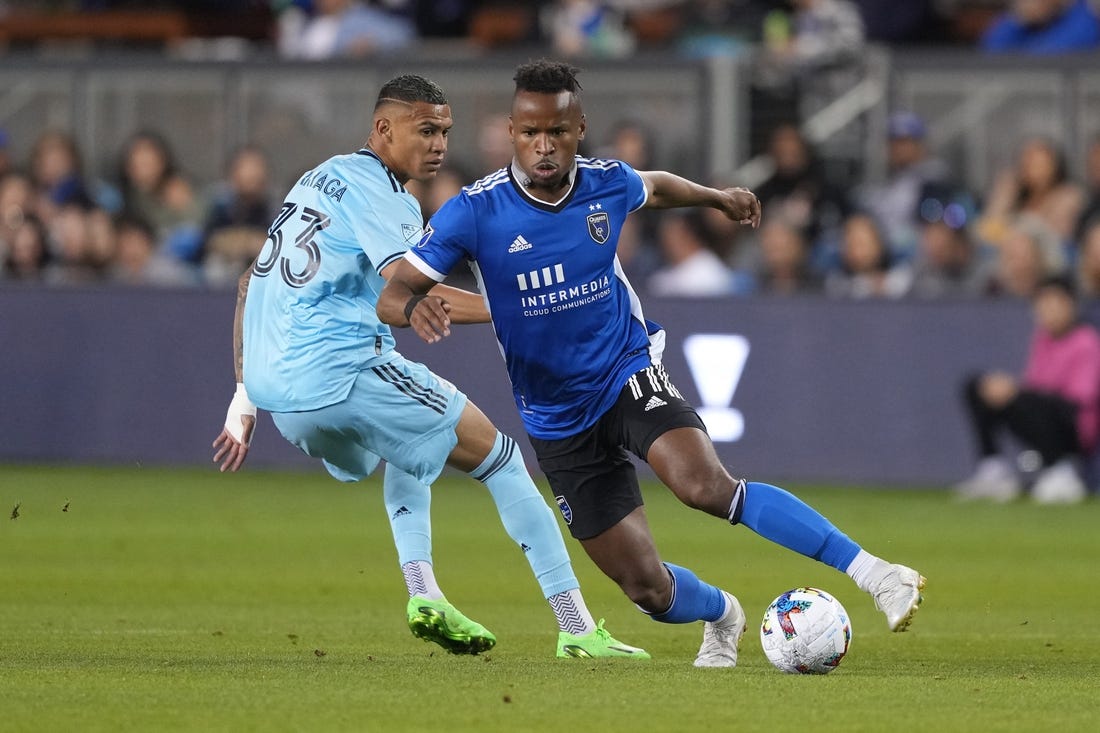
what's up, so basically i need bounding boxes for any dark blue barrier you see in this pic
[0,286,1032,486]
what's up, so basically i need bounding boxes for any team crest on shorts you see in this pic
[586,212,610,244]
[555,495,573,524]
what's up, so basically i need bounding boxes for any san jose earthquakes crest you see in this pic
[586,211,610,244]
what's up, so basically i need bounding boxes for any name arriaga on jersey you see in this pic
[405,155,658,440]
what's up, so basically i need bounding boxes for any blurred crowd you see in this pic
[2,0,1100,296]
[4,110,1100,302]
[2,2,1098,57]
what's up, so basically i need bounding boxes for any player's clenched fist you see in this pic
[720,187,762,228]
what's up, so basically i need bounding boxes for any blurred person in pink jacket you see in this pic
[956,275,1100,503]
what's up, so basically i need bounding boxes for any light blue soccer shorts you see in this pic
[271,353,468,485]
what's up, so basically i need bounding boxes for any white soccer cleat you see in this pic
[870,564,926,632]
[954,456,1021,503]
[694,591,746,668]
[1030,460,1088,505]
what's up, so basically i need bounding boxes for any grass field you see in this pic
[2,465,1098,732]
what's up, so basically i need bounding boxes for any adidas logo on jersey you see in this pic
[644,396,667,412]
[391,505,412,519]
[508,235,533,253]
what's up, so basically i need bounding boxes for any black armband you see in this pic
[404,294,428,323]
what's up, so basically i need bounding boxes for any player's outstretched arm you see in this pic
[638,170,761,228]
[378,259,488,343]
[212,266,257,472]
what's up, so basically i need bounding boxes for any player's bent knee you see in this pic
[671,470,739,515]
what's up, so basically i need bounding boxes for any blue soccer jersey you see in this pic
[406,156,659,439]
[243,150,424,412]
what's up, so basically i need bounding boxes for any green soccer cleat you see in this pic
[406,596,497,655]
[556,619,651,659]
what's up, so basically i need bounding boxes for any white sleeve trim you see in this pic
[403,250,448,282]
[629,171,650,213]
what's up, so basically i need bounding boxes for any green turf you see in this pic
[2,465,1098,732]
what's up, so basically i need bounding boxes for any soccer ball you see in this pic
[759,587,851,674]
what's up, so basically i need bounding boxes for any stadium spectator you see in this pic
[759,0,865,82]
[1076,219,1100,299]
[905,215,994,299]
[110,213,196,287]
[824,213,910,298]
[978,137,1085,248]
[202,145,274,288]
[598,119,661,280]
[980,0,1100,54]
[414,163,469,222]
[541,0,636,58]
[28,130,92,219]
[1,214,51,282]
[956,275,1100,503]
[276,0,416,59]
[987,214,1067,298]
[45,201,109,285]
[116,130,205,266]
[753,216,823,295]
[474,113,514,175]
[754,122,846,250]
[648,209,744,297]
[854,111,952,259]
[0,171,34,259]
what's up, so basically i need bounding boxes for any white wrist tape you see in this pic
[225,383,257,444]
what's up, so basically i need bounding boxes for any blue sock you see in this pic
[737,481,861,571]
[650,563,727,624]
[382,463,433,565]
[471,432,578,598]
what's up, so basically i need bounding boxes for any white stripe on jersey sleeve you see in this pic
[403,250,448,282]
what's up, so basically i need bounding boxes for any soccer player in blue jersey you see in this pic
[378,60,926,668]
[211,74,647,660]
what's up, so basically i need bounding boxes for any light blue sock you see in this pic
[650,563,727,623]
[382,463,433,565]
[737,481,861,571]
[470,432,578,598]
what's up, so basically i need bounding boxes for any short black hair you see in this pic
[513,59,583,95]
[1036,274,1077,300]
[375,74,448,109]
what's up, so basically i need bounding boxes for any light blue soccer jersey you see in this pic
[244,150,424,412]
[406,157,657,439]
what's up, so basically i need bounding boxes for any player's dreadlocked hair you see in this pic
[513,59,583,95]
[375,74,448,109]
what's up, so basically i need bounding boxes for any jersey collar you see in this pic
[357,147,407,193]
[508,157,581,213]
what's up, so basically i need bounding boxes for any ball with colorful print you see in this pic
[760,587,852,674]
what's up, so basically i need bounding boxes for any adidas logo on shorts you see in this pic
[644,395,667,412]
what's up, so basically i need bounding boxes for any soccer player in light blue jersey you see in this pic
[212,74,647,660]
[379,60,926,667]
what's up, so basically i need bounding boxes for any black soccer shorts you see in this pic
[529,363,706,540]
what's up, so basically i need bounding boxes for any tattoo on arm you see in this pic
[233,266,253,382]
